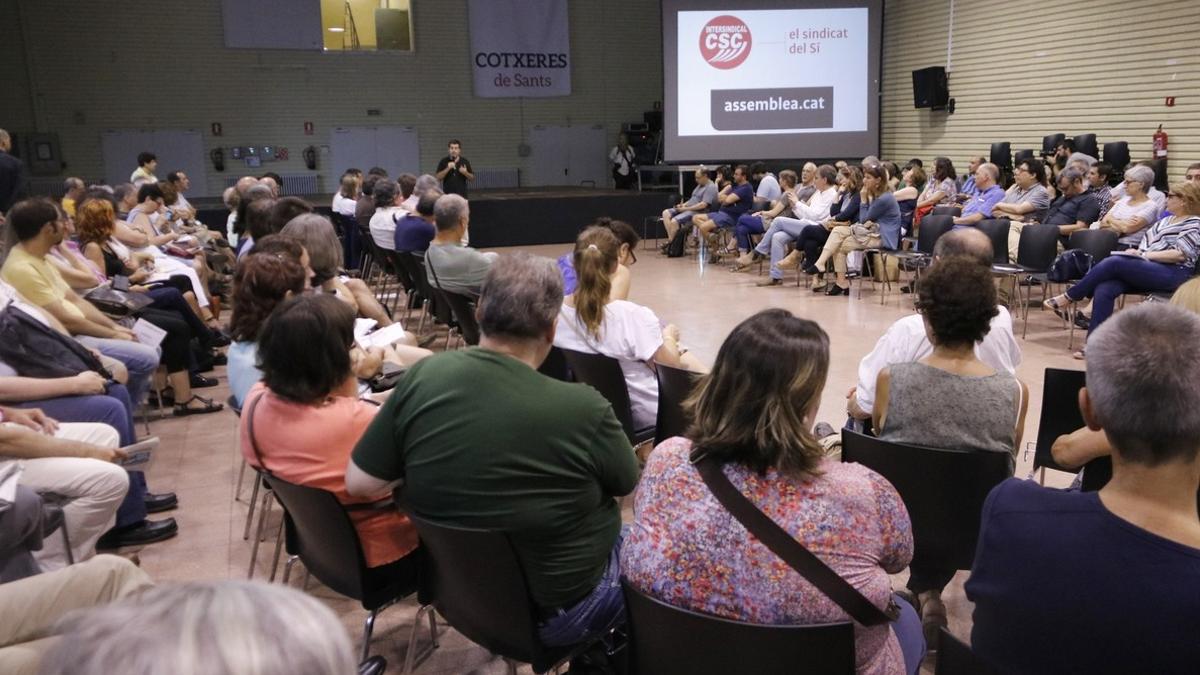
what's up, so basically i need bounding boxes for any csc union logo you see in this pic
[700,15,751,69]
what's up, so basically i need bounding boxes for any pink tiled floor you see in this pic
[128,243,1083,673]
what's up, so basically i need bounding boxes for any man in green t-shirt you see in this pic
[347,252,639,648]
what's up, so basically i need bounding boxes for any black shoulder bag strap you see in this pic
[692,453,899,626]
[245,390,271,476]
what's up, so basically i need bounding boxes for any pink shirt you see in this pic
[239,383,417,567]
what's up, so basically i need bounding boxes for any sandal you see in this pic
[1043,296,1072,321]
[1073,349,1086,360]
[173,395,225,417]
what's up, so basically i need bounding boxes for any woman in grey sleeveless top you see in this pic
[871,256,1029,647]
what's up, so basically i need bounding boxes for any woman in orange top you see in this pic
[239,293,417,569]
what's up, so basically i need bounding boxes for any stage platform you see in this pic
[196,187,674,249]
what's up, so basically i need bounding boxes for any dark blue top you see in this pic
[393,214,435,253]
[966,478,1200,675]
[1043,193,1101,227]
[830,191,861,223]
[720,182,755,219]
[862,192,902,250]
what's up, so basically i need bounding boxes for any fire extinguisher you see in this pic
[1153,124,1169,159]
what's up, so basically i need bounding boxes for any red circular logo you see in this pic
[699,15,751,69]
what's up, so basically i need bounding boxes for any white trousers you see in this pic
[12,423,129,571]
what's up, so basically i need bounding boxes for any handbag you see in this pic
[0,306,113,380]
[691,452,899,626]
[1046,249,1094,283]
[84,282,154,316]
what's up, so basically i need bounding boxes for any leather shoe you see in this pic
[825,284,849,297]
[144,492,178,513]
[96,518,178,549]
[755,278,782,287]
[210,352,228,366]
[190,373,219,388]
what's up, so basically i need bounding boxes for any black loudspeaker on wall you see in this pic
[912,66,954,113]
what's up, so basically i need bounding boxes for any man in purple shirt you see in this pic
[953,163,1004,227]
[393,188,440,256]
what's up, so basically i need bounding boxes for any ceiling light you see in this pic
[328,27,345,33]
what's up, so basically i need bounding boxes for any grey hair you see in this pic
[1123,164,1156,188]
[246,184,274,202]
[433,193,469,232]
[281,213,343,280]
[416,188,443,217]
[414,173,439,198]
[63,177,84,192]
[222,186,240,210]
[478,252,563,340]
[1057,167,1085,188]
[978,162,1000,183]
[932,227,992,267]
[861,155,880,168]
[113,183,137,204]
[37,580,355,675]
[0,129,9,145]
[1067,152,1097,168]
[1086,303,1200,466]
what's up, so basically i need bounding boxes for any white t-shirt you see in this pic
[332,192,358,217]
[756,173,782,203]
[554,301,663,431]
[369,206,406,251]
[854,307,1022,415]
[1098,196,1161,247]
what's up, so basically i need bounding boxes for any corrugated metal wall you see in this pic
[0,0,664,197]
[880,0,1200,182]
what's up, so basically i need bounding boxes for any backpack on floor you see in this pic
[665,226,689,258]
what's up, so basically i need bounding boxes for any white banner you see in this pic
[468,0,571,98]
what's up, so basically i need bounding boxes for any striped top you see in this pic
[1138,215,1200,269]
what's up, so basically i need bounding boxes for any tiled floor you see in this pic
[129,242,1083,673]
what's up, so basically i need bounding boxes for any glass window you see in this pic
[320,0,413,52]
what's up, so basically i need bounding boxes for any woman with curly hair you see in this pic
[872,255,1028,644]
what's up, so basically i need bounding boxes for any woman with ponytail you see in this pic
[554,226,703,432]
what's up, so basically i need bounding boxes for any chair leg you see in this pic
[402,605,441,675]
[242,473,261,540]
[268,516,285,582]
[281,555,300,585]
[362,608,379,663]
[247,487,272,579]
[234,458,248,502]
[61,524,74,565]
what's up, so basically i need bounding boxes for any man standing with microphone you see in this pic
[436,139,475,199]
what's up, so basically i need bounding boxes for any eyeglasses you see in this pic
[627,249,637,265]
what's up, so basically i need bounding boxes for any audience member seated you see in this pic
[660,169,718,245]
[955,156,985,200]
[331,172,360,218]
[558,217,639,298]
[847,229,1021,425]
[355,169,389,232]
[749,161,781,209]
[347,253,639,649]
[1045,181,1200,356]
[912,157,957,224]
[240,294,418,571]
[424,194,496,298]
[1042,167,1102,251]
[738,164,840,283]
[992,159,1052,253]
[0,554,151,674]
[38,579,356,675]
[966,303,1200,674]
[1110,160,1167,215]
[952,162,1004,227]
[746,166,863,279]
[406,173,439,212]
[0,199,158,408]
[0,405,129,570]
[554,227,703,432]
[266,196,313,237]
[1086,161,1113,218]
[793,161,818,202]
[368,179,406,253]
[692,164,754,252]
[227,241,311,409]
[873,256,1027,643]
[1094,164,1160,248]
[730,169,798,258]
[1187,162,1200,186]
[891,164,924,231]
[622,309,925,675]
[807,164,901,295]
[393,188,441,256]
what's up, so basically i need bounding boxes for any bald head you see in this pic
[933,227,993,267]
[235,176,260,197]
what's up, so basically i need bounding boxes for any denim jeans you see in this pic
[733,214,766,251]
[754,216,820,279]
[1065,254,1193,336]
[76,337,160,406]
[892,593,926,675]
[537,531,626,648]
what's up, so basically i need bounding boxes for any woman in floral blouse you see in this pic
[621,309,924,675]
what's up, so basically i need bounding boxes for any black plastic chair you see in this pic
[1029,368,1086,481]
[331,211,363,272]
[930,205,961,218]
[1073,133,1099,160]
[890,214,955,295]
[653,362,700,446]
[558,348,654,446]
[538,346,572,382]
[407,512,601,675]
[989,142,1012,172]
[436,289,480,348]
[264,475,437,665]
[395,252,444,336]
[991,223,1060,337]
[974,219,1011,264]
[1102,141,1130,177]
[935,628,997,675]
[621,580,855,675]
[1042,133,1066,157]
[1013,149,1034,167]
[841,431,1012,574]
[1063,229,1119,347]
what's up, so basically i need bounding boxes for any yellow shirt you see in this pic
[0,246,85,323]
[62,198,76,218]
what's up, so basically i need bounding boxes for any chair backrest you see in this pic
[1067,229,1119,265]
[841,431,1011,572]
[537,345,572,381]
[329,211,355,239]
[1102,141,1130,176]
[974,219,1011,264]
[385,249,416,293]
[397,252,452,325]
[935,628,997,675]
[916,215,955,253]
[989,142,1012,171]
[1013,149,1034,167]
[621,580,855,675]
[1042,133,1066,156]
[406,512,546,665]
[1073,133,1099,160]
[1014,223,1060,271]
[437,289,481,346]
[654,363,700,446]
[261,475,369,603]
[1031,368,1086,474]
[558,348,638,443]
[930,204,961,218]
